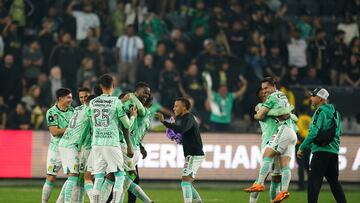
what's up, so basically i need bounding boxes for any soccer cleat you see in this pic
[272,191,290,203]
[243,183,265,193]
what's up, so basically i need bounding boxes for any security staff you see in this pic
[297,88,347,203]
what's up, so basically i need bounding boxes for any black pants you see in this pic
[296,144,310,190]
[308,151,347,203]
[128,165,140,203]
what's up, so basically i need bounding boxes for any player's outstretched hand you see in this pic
[127,147,134,158]
[156,112,164,123]
[297,149,303,159]
[140,147,147,159]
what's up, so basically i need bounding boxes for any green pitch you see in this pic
[0,186,359,203]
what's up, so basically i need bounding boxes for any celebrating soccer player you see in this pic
[157,97,205,203]
[42,88,74,203]
[88,74,136,203]
[244,77,298,202]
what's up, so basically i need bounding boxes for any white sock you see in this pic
[181,181,192,203]
[249,192,260,203]
[42,180,54,203]
[93,174,105,203]
[84,182,94,203]
[56,180,67,203]
[128,182,152,203]
[100,179,114,202]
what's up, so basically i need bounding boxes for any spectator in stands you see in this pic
[228,20,247,58]
[337,12,359,46]
[163,28,188,53]
[208,4,228,37]
[141,22,159,54]
[67,1,101,41]
[153,41,167,72]
[3,21,22,63]
[39,66,63,108]
[124,0,148,29]
[282,66,300,87]
[343,54,360,88]
[7,101,31,130]
[48,32,81,90]
[227,2,246,24]
[287,28,307,79]
[301,67,323,86]
[41,6,62,36]
[0,0,10,32]
[0,96,8,129]
[116,24,144,84]
[308,29,330,84]
[82,38,102,74]
[22,39,44,88]
[111,1,126,38]
[212,59,236,90]
[349,37,360,57]
[0,54,22,108]
[196,39,221,74]
[329,30,347,85]
[207,77,247,132]
[296,11,313,41]
[179,63,206,112]
[38,18,58,74]
[266,45,286,83]
[245,43,267,82]
[76,57,96,88]
[190,25,207,58]
[172,40,191,74]
[137,54,159,92]
[21,85,41,111]
[248,7,270,35]
[159,59,180,109]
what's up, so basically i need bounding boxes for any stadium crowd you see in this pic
[0,0,359,133]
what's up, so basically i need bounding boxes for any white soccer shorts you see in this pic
[79,148,91,173]
[121,145,141,171]
[46,148,62,175]
[268,125,297,158]
[59,147,80,174]
[182,155,205,178]
[91,146,124,174]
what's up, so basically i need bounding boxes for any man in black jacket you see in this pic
[157,97,205,203]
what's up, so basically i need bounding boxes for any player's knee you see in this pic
[46,174,56,182]
[181,176,193,182]
[84,172,92,181]
[272,175,281,183]
[105,173,115,181]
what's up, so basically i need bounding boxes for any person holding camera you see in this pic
[297,88,347,203]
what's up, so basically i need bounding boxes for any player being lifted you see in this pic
[57,87,92,203]
[42,88,74,203]
[244,77,298,203]
[157,97,205,203]
[88,74,136,203]
[248,88,298,203]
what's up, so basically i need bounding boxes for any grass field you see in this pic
[0,186,359,203]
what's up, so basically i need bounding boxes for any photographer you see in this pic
[297,88,347,203]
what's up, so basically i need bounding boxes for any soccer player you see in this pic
[244,77,298,202]
[57,87,91,203]
[88,74,136,203]
[42,88,74,203]
[249,88,297,203]
[157,97,205,203]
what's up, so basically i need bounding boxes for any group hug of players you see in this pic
[41,74,300,203]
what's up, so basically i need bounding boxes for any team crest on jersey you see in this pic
[53,114,58,120]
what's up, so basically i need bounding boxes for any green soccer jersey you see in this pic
[46,105,74,151]
[257,103,278,149]
[59,105,91,151]
[210,92,234,124]
[131,108,152,150]
[88,94,134,147]
[263,90,291,110]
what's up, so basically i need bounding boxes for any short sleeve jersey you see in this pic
[59,105,91,151]
[89,94,126,147]
[46,105,74,151]
[210,92,234,124]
